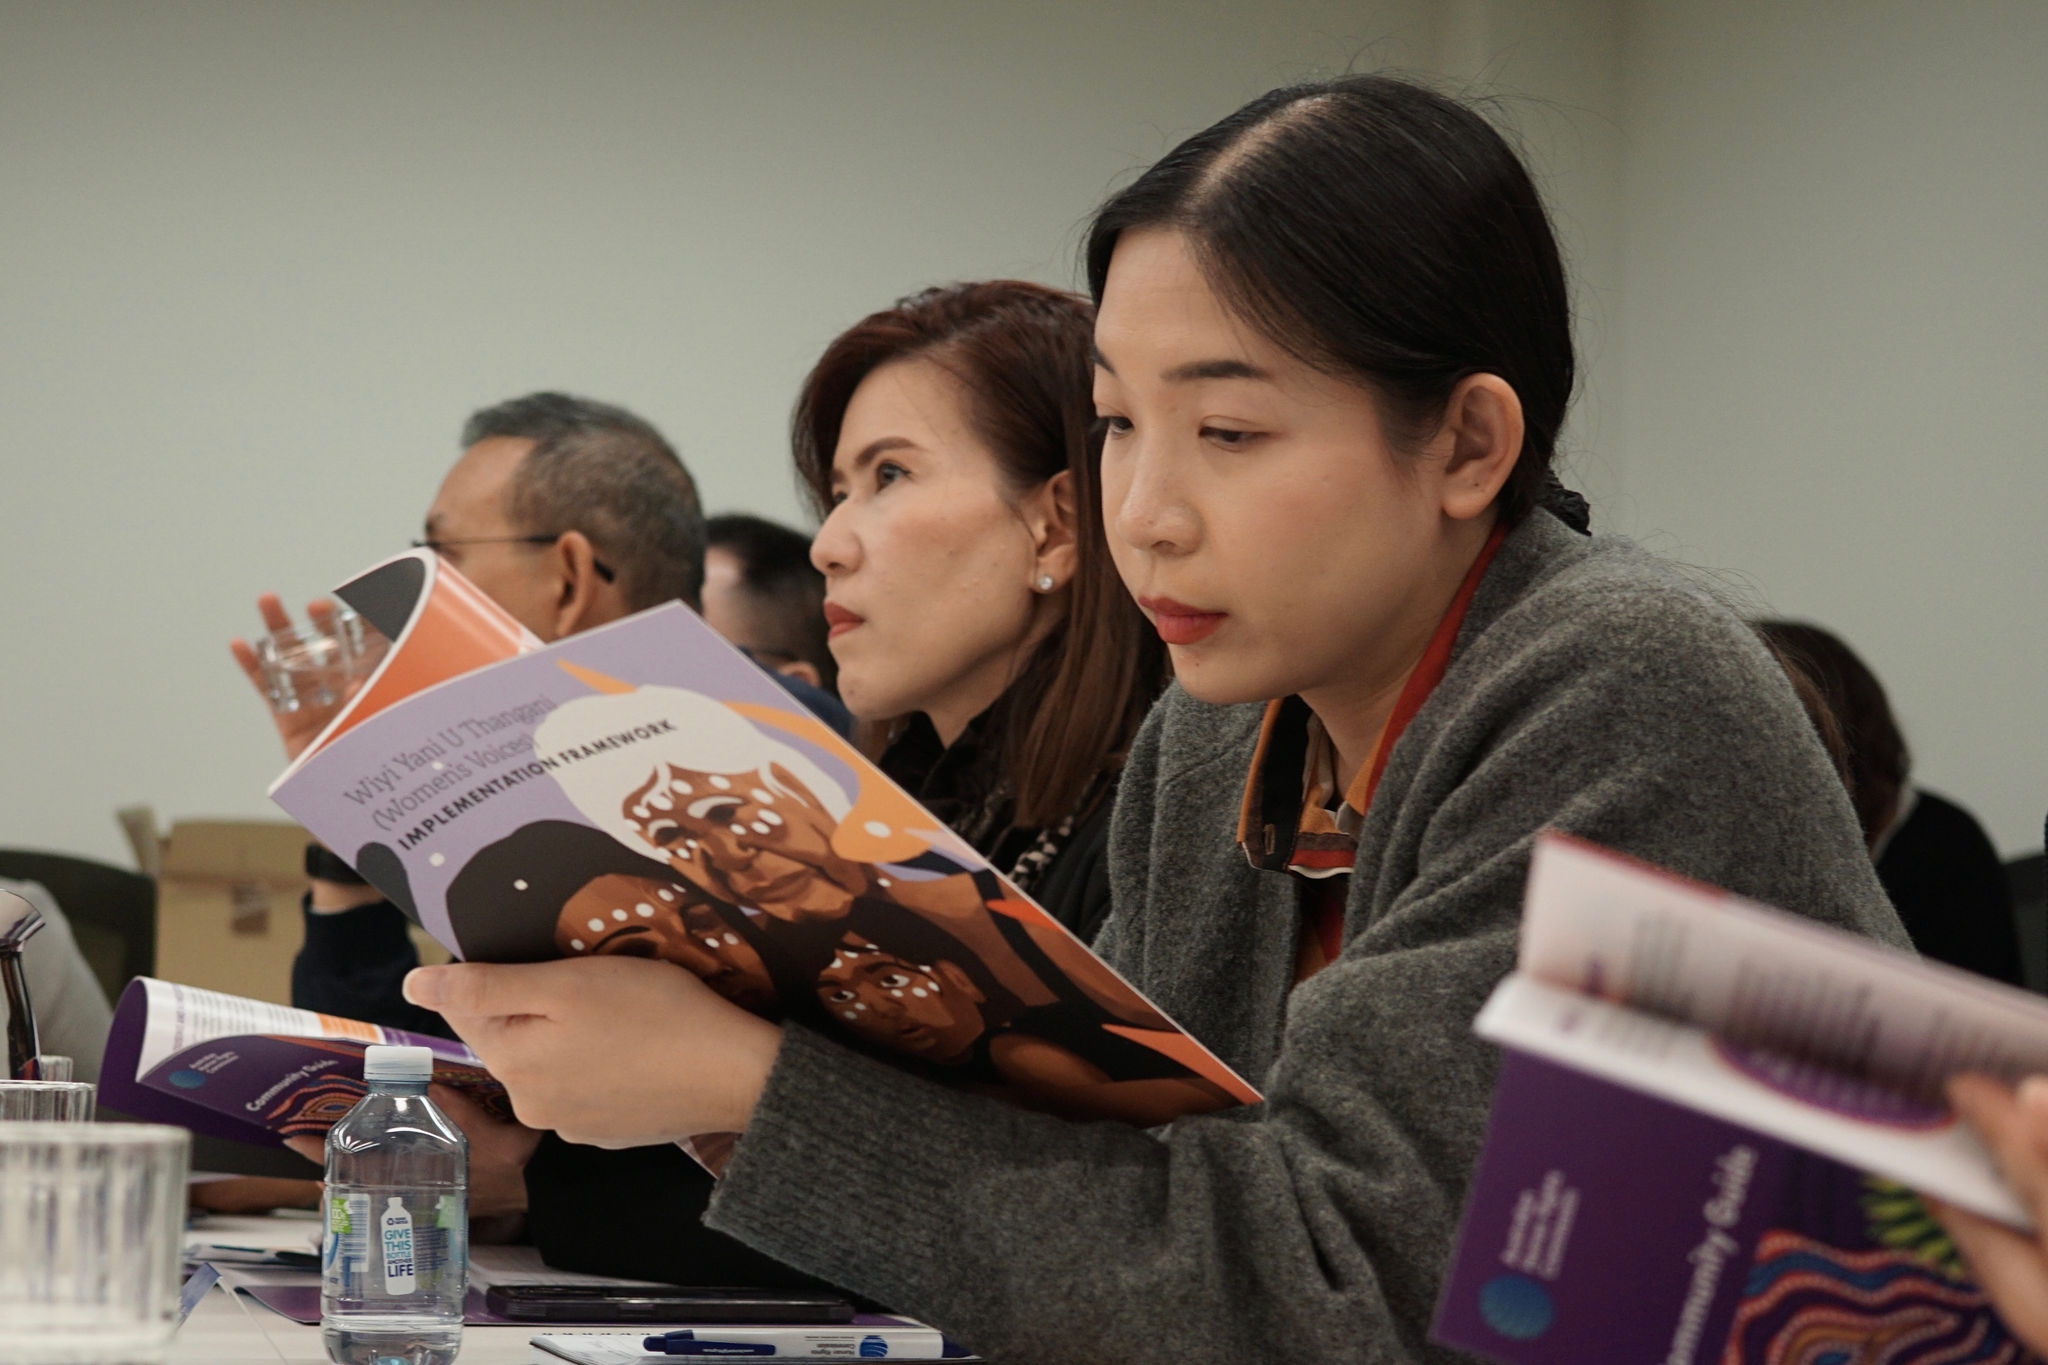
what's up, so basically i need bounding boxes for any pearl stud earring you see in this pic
[1035,573,1055,592]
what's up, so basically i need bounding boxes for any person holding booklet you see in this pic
[401,76,1909,1361]
[226,393,853,1284]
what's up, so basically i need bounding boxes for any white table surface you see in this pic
[170,1215,967,1364]
[174,1213,585,1364]
[170,1279,541,1364]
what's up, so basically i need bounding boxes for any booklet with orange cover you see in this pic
[264,550,1259,1133]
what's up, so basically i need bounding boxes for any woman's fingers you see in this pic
[1932,1198,2048,1352]
[2017,1074,2048,1145]
[405,962,555,1020]
[407,956,782,1146]
[228,637,265,689]
[1951,1074,2048,1230]
[1941,1073,2048,1353]
[256,592,293,633]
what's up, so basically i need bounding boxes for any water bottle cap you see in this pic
[362,1044,434,1082]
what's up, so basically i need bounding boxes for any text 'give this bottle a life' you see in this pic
[323,1044,469,1365]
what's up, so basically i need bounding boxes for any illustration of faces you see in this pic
[623,761,869,922]
[815,936,988,1063]
[554,873,777,1013]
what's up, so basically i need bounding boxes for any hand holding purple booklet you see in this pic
[1432,834,2048,1365]
[98,976,507,1151]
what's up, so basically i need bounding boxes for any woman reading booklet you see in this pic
[403,77,1910,1363]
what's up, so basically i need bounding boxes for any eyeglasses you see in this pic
[412,535,615,583]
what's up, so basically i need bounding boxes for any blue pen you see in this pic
[642,1332,776,1357]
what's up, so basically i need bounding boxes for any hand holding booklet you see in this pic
[98,975,505,1151]
[106,549,1258,1155]
[1432,833,2048,1365]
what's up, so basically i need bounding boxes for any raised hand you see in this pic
[228,592,346,761]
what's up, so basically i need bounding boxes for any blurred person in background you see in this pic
[0,878,111,1082]
[1756,619,2023,986]
[701,514,848,725]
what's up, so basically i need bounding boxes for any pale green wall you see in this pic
[2,0,2039,864]
[1609,0,2048,854]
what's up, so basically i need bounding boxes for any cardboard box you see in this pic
[152,819,446,1007]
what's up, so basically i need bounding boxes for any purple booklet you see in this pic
[1434,1053,2037,1364]
[1430,835,2048,1364]
[98,976,507,1150]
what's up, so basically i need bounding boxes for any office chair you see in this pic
[2009,851,2046,996]
[0,849,156,1005]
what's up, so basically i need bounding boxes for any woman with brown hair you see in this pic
[791,280,1166,942]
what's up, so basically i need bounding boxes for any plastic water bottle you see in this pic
[321,1044,468,1365]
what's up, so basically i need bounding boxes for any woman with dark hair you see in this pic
[1756,619,2023,985]
[791,281,1166,942]
[406,77,1907,1360]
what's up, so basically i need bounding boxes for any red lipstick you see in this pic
[823,603,864,640]
[1138,596,1226,646]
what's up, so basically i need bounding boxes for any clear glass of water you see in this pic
[0,1122,189,1364]
[252,606,389,715]
[0,1079,95,1122]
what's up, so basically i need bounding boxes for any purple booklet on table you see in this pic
[1432,835,2048,1365]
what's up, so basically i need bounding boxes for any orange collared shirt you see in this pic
[1234,523,1509,981]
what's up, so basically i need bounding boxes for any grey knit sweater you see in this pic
[707,511,1910,1364]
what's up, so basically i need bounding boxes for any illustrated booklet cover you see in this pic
[1431,834,2048,1365]
[263,549,1260,1136]
[99,977,504,1150]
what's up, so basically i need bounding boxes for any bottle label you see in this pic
[325,1192,371,1298]
[380,1197,417,1295]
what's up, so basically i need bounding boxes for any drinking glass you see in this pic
[0,1123,189,1363]
[0,1080,94,1123]
[251,605,388,715]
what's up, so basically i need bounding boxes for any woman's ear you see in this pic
[1435,374,1525,522]
[1022,470,1080,591]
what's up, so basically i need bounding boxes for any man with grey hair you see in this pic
[424,391,706,641]
[229,392,840,1288]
